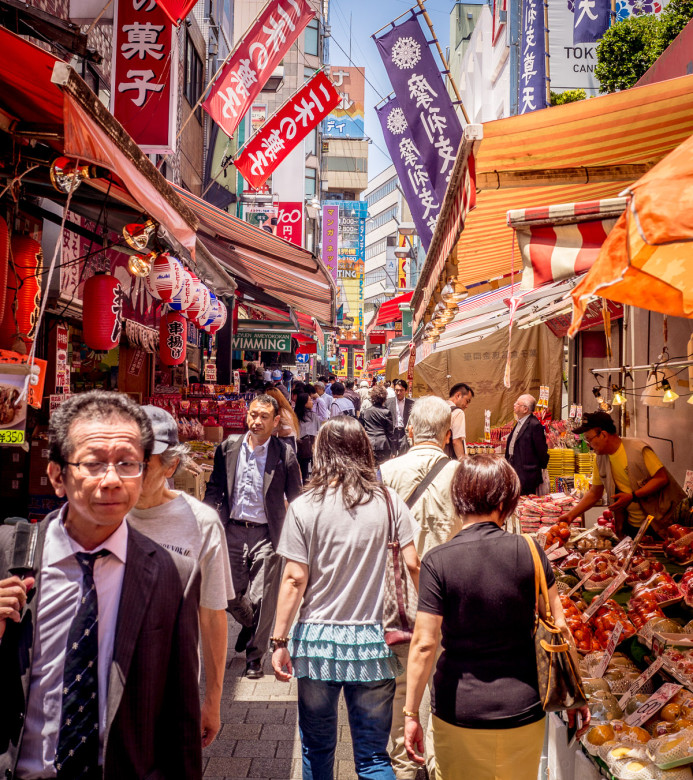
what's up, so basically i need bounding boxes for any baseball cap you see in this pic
[573,411,616,435]
[359,380,369,388]
[142,405,179,455]
[271,369,282,380]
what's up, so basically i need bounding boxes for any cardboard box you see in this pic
[174,468,204,501]
[203,425,224,443]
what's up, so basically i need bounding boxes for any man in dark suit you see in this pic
[204,394,302,679]
[505,393,549,495]
[0,391,201,780]
[386,379,415,457]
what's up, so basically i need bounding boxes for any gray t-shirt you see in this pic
[277,486,417,624]
[128,492,235,610]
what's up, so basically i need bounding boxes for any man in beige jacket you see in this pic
[380,396,462,779]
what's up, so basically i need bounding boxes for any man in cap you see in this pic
[127,406,235,747]
[271,369,290,400]
[558,411,684,538]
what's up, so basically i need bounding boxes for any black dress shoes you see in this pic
[245,659,264,679]
[235,625,252,653]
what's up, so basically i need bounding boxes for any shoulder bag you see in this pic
[382,487,417,646]
[523,534,587,712]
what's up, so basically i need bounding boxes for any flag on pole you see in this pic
[203,0,316,138]
[154,0,199,25]
[234,71,340,190]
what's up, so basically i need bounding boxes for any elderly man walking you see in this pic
[380,396,462,780]
[504,393,549,496]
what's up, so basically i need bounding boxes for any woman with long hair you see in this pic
[359,384,395,465]
[265,386,300,451]
[403,455,590,780]
[295,392,320,482]
[272,416,420,780]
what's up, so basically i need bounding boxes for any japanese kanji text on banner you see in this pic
[234,71,340,190]
[203,0,315,139]
[520,0,548,113]
[111,0,177,153]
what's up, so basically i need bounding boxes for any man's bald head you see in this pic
[514,394,536,415]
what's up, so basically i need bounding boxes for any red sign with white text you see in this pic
[277,202,304,246]
[203,0,315,139]
[111,0,177,153]
[235,71,340,190]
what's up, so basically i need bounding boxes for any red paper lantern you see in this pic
[0,217,8,324]
[11,236,42,346]
[160,311,187,365]
[143,253,184,302]
[83,274,124,351]
[0,262,17,349]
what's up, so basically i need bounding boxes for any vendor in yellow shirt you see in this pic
[559,411,684,538]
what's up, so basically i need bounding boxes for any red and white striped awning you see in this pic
[507,198,627,290]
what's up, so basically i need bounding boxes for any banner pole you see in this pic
[415,0,470,124]
[544,0,551,107]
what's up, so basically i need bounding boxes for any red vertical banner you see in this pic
[111,0,177,153]
[277,202,304,246]
[353,350,365,374]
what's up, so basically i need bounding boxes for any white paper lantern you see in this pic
[169,270,195,312]
[143,253,184,302]
[208,301,227,334]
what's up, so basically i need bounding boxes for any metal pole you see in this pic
[544,0,551,107]
[590,359,693,374]
[415,0,471,124]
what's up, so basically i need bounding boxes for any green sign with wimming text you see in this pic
[232,332,293,352]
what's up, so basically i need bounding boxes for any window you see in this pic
[366,205,398,233]
[366,177,398,207]
[365,238,388,260]
[325,157,367,172]
[305,127,318,156]
[305,167,317,198]
[304,65,315,80]
[184,34,204,120]
[305,18,319,56]
[365,266,387,285]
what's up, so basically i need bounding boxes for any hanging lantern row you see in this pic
[0,232,42,352]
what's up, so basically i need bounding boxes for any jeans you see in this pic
[297,676,396,780]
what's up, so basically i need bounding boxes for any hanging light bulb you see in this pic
[612,385,627,406]
[592,386,605,405]
[661,379,679,403]
[123,220,158,252]
[50,157,106,194]
[434,301,455,324]
[440,279,469,305]
[127,250,158,277]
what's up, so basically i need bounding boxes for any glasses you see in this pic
[66,461,145,479]
[583,432,602,445]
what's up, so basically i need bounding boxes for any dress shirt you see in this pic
[230,432,269,524]
[313,395,330,423]
[16,506,128,779]
[508,414,530,458]
[395,398,405,428]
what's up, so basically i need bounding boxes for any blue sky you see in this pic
[327,0,456,178]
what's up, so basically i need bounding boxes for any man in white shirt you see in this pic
[0,391,202,779]
[128,406,235,747]
[446,382,474,459]
[386,379,415,457]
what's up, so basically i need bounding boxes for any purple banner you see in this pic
[322,204,339,281]
[520,0,548,114]
[375,16,463,208]
[573,0,610,43]
[376,96,435,251]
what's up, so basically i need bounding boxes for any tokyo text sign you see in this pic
[235,71,340,190]
[111,0,177,153]
[203,0,315,139]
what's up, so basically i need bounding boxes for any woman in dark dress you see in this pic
[358,385,395,466]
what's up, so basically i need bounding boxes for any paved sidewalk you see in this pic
[202,617,359,780]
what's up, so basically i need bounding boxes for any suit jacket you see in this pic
[505,414,549,495]
[0,513,202,780]
[204,434,303,549]
[386,397,414,430]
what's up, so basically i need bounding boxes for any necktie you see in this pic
[55,549,110,778]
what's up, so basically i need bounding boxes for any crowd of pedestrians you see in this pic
[0,378,590,780]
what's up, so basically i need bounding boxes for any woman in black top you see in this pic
[403,455,590,780]
[359,384,395,465]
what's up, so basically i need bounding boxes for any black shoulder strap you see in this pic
[405,457,451,509]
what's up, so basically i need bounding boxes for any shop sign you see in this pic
[625,683,682,728]
[50,393,72,415]
[56,323,69,390]
[519,0,548,113]
[204,363,217,382]
[277,202,304,246]
[203,0,316,139]
[234,71,340,190]
[322,205,339,281]
[322,66,365,139]
[111,0,177,153]
[0,363,29,446]
[250,103,267,133]
[353,350,365,373]
[128,348,146,376]
[232,332,293,352]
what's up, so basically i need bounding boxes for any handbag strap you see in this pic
[382,486,412,631]
[383,485,396,543]
[404,456,451,509]
[523,534,552,620]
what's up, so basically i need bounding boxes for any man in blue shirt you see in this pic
[204,395,302,678]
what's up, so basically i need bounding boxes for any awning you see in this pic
[172,185,336,325]
[413,73,693,329]
[294,334,317,354]
[367,357,385,371]
[373,291,414,327]
[507,198,627,290]
[570,132,693,334]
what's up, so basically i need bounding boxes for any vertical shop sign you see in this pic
[277,202,304,246]
[329,201,366,336]
[204,0,316,138]
[376,99,435,251]
[111,0,177,153]
[234,71,340,190]
[353,350,365,373]
[322,66,365,139]
[250,103,267,133]
[375,16,463,204]
[322,204,339,281]
[127,348,146,376]
[573,0,610,43]
[519,0,548,113]
[56,323,70,390]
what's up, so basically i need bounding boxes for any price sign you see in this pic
[568,573,592,597]
[0,429,25,444]
[612,537,633,556]
[594,622,624,678]
[536,532,547,549]
[582,569,628,622]
[618,658,665,708]
[204,363,217,382]
[547,547,569,562]
[624,683,682,727]
[545,541,560,556]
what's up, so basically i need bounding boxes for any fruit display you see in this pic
[591,600,637,647]
[679,570,693,608]
[632,573,682,606]
[558,550,584,571]
[648,728,693,771]
[573,525,618,553]
[542,520,572,549]
[628,593,667,629]
[577,551,620,590]
[627,555,667,586]
[665,526,693,565]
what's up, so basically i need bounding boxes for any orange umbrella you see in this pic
[569,133,693,336]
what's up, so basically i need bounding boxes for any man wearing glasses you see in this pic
[558,411,684,538]
[0,391,202,780]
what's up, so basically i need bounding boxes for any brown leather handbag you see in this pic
[382,487,417,646]
[524,534,587,712]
